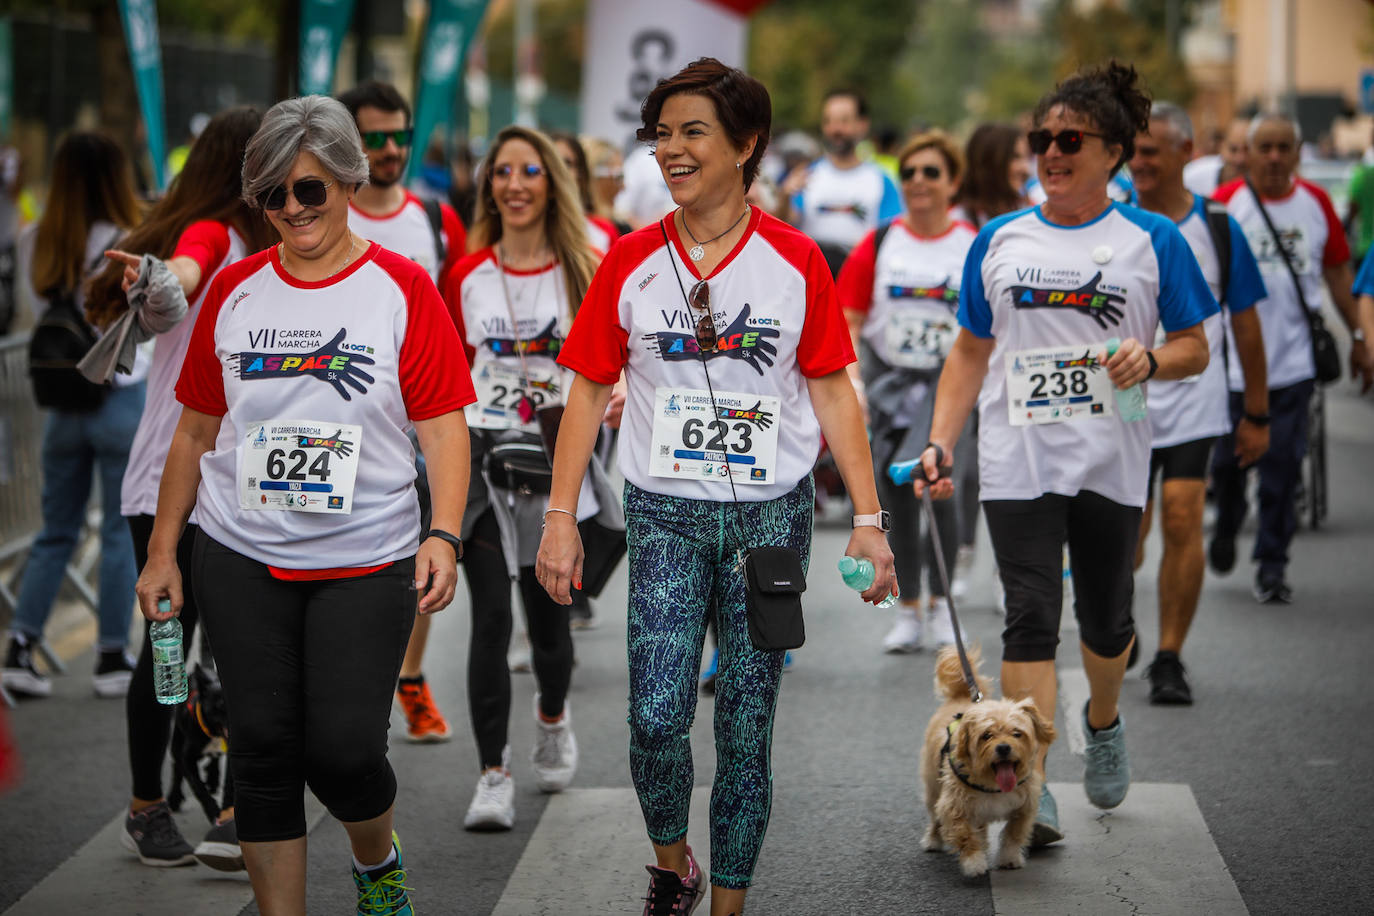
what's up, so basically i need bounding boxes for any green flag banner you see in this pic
[299,0,357,96]
[408,0,490,184]
[117,0,167,189]
[0,19,12,137]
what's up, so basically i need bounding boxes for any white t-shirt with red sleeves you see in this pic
[348,191,466,291]
[176,242,476,571]
[1214,178,1350,390]
[559,207,855,502]
[584,215,619,256]
[121,220,244,519]
[837,219,976,369]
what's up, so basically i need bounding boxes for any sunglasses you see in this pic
[688,280,717,351]
[1027,128,1106,156]
[259,178,333,211]
[360,128,413,150]
[492,163,547,181]
[899,164,944,182]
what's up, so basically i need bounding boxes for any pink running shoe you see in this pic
[641,845,703,915]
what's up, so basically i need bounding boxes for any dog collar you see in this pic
[940,713,1023,795]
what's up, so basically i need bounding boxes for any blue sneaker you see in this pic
[353,831,414,915]
[1082,702,1130,809]
[699,648,719,695]
[1029,783,1063,847]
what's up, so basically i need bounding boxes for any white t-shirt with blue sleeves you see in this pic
[793,158,902,251]
[1149,195,1267,448]
[958,202,1217,507]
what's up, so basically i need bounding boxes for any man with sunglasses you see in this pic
[1210,113,1369,604]
[339,80,468,745]
[1129,102,1269,704]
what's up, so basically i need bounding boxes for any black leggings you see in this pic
[192,532,415,843]
[126,515,203,802]
[462,509,572,770]
[983,491,1141,662]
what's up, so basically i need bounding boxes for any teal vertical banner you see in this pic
[299,0,357,96]
[408,0,490,183]
[117,0,167,190]
[0,18,12,137]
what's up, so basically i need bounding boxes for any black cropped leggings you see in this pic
[126,514,202,802]
[192,532,415,842]
[462,509,572,770]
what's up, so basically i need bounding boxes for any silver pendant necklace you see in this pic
[682,206,749,262]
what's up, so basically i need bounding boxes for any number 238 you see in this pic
[1029,369,1089,399]
[682,418,753,453]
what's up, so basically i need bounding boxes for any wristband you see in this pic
[423,528,463,560]
[1145,350,1158,380]
[1242,411,1271,427]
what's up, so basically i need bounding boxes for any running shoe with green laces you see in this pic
[353,831,414,916]
[1082,702,1131,809]
[1029,782,1063,847]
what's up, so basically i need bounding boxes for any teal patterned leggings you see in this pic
[625,477,814,890]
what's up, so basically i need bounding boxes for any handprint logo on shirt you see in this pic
[643,303,781,376]
[232,328,378,401]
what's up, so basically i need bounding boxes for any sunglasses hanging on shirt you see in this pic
[360,128,414,150]
[1026,128,1107,156]
[259,178,334,211]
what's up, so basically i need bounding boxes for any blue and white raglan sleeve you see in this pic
[1224,214,1267,313]
[957,224,996,338]
[1152,219,1218,331]
[877,172,903,224]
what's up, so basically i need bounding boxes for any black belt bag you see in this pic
[484,437,553,495]
[743,546,807,651]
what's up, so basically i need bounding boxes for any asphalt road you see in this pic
[2,384,1372,915]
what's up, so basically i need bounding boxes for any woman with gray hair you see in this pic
[133,95,476,916]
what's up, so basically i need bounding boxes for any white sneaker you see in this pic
[926,597,966,648]
[509,637,532,674]
[882,605,923,654]
[463,747,516,831]
[951,545,974,599]
[530,695,578,792]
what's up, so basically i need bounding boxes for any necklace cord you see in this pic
[682,206,751,249]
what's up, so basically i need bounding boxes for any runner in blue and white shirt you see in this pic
[911,62,1215,852]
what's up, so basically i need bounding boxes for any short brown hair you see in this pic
[896,130,964,184]
[636,57,771,190]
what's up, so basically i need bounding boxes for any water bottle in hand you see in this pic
[838,556,898,608]
[1106,336,1148,423]
[151,602,188,705]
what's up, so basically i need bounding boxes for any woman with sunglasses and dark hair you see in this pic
[837,129,976,655]
[911,61,1215,848]
[133,95,475,916]
[88,105,277,870]
[442,124,602,831]
[536,58,894,914]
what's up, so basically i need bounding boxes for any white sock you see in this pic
[353,845,397,875]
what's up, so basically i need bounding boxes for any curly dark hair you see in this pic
[1032,60,1151,176]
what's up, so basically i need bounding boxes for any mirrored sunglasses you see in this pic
[360,128,414,150]
[1026,128,1106,156]
[259,178,333,211]
[492,163,547,180]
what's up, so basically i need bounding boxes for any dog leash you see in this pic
[920,486,982,704]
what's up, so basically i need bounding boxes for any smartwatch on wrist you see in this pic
[852,511,892,533]
[423,528,464,560]
[1242,411,1271,427]
[1144,350,1158,380]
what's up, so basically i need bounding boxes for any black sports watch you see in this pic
[423,528,464,560]
[852,511,892,533]
[1144,350,1158,380]
[1242,411,1271,427]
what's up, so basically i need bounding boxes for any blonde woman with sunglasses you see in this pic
[536,59,893,916]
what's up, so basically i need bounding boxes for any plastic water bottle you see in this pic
[838,556,898,608]
[1106,336,1148,423]
[151,602,188,705]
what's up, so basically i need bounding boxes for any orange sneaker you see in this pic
[396,676,451,743]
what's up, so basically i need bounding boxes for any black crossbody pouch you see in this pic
[743,544,807,652]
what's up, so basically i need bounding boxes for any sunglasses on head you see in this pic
[1027,128,1106,156]
[899,164,944,182]
[492,163,547,180]
[259,178,333,211]
[360,128,413,150]
[688,280,717,351]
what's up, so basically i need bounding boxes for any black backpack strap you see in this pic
[872,219,894,258]
[421,198,446,276]
[1203,198,1231,309]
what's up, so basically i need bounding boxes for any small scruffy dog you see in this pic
[921,645,1055,877]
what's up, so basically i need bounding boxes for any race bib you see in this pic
[648,387,782,486]
[888,309,958,369]
[467,360,562,430]
[1005,345,1115,426]
[239,420,362,513]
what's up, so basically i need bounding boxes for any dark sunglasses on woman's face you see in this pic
[492,163,547,180]
[1026,128,1106,156]
[688,280,717,351]
[899,164,944,182]
[259,178,334,211]
[360,128,414,150]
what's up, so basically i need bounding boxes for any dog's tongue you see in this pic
[995,761,1017,793]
